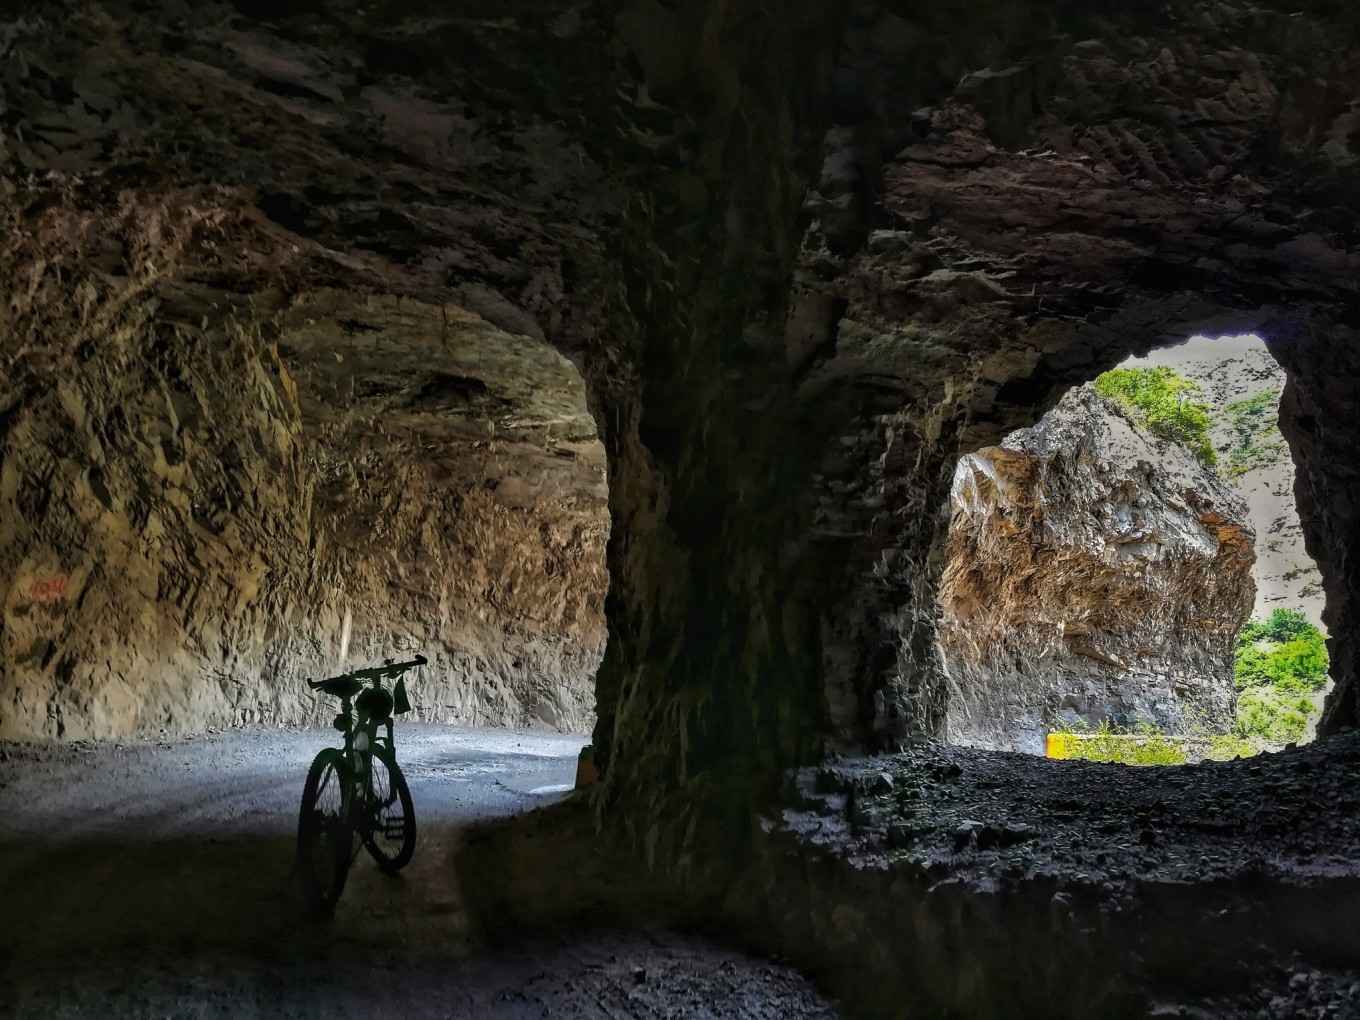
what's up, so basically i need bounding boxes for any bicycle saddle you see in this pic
[310,674,364,699]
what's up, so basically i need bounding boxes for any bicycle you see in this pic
[295,653,427,915]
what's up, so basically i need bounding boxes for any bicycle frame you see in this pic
[331,691,392,832]
[296,654,425,912]
[310,655,426,839]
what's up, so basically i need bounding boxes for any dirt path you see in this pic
[0,726,839,1018]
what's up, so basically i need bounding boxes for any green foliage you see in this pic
[1234,688,1314,744]
[1093,366,1217,465]
[1223,390,1287,477]
[1053,720,1187,765]
[1235,610,1328,693]
[1203,733,1256,761]
[1225,390,1278,436]
[1232,608,1328,745]
[1258,608,1313,643]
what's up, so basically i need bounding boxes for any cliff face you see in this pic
[940,387,1255,752]
[0,215,608,739]
[1138,339,1324,626]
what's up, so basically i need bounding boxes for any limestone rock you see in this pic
[939,387,1255,752]
[1139,339,1324,625]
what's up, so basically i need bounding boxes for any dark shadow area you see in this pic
[0,725,839,1019]
[672,732,1360,1018]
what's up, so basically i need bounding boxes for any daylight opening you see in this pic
[939,334,1329,763]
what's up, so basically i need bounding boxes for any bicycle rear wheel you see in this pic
[296,747,353,915]
[362,747,416,873]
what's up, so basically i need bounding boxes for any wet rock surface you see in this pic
[940,386,1254,750]
[790,736,1360,888]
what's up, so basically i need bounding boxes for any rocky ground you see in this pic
[778,737,1360,1017]
[0,725,839,1019]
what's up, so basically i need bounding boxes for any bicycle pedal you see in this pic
[383,817,406,839]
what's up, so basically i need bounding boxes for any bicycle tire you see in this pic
[362,747,416,873]
[296,747,353,915]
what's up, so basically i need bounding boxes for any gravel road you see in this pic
[0,725,839,1019]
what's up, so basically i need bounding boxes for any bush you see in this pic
[1232,609,1328,745]
[1234,610,1328,693]
[1234,688,1314,744]
[1259,608,1314,643]
[1203,733,1256,761]
[1222,390,1288,477]
[1093,366,1217,465]
[1052,720,1187,765]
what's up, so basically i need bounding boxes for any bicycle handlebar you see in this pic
[308,654,427,691]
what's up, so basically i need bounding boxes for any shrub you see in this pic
[1258,608,1314,643]
[1052,720,1187,765]
[1234,688,1314,744]
[1204,733,1256,761]
[1233,609,1328,745]
[1093,366,1217,465]
[1223,390,1286,477]
[1234,610,1328,693]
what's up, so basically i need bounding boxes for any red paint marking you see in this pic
[27,575,67,602]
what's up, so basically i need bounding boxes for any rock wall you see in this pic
[0,193,607,740]
[939,387,1254,752]
[1138,339,1325,626]
[781,0,1360,753]
[2,0,1360,802]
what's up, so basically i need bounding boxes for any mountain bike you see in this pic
[295,653,426,916]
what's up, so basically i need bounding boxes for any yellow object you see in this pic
[1047,731,1187,765]
[1047,733,1077,759]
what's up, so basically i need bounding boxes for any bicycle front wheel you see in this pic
[362,747,416,873]
[296,747,353,915]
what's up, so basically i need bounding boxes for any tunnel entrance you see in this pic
[0,290,609,741]
[938,333,1328,760]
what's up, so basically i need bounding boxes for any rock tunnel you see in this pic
[5,1,1360,1017]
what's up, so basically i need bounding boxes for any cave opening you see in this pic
[938,332,1330,762]
[0,291,610,743]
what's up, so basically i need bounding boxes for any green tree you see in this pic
[1259,608,1313,644]
[1233,609,1329,743]
[1094,366,1217,465]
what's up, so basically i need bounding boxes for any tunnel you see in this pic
[4,1,1360,1018]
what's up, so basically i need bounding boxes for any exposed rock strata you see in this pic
[0,192,607,739]
[939,387,1254,751]
[1138,339,1325,625]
